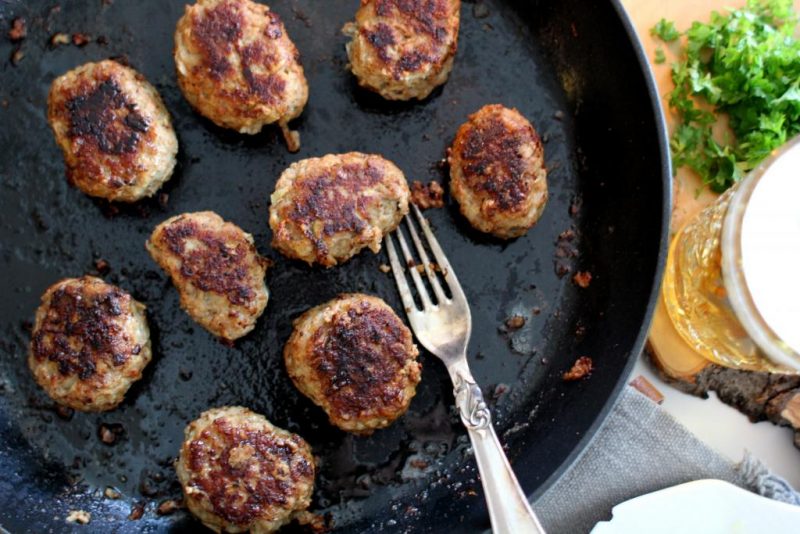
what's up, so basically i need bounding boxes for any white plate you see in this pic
[591,479,800,534]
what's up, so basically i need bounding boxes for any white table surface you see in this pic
[631,356,800,490]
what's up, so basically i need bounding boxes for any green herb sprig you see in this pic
[654,0,800,192]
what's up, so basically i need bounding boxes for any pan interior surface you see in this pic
[0,0,667,532]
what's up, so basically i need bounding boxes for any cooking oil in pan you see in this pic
[662,137,800,373]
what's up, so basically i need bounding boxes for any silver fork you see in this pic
[385,205,546,534]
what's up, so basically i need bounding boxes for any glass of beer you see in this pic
[662,137,800,373]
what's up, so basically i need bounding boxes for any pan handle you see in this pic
[451,365,547,534]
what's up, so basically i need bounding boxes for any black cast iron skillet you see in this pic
[0,0,670,532]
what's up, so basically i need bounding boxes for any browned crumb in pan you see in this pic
[505,315,526,330]
[410,180,445,209]
[8,18,26,41]
[573,270,592,288]
[563,356,593,381]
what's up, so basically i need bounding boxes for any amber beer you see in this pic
[662,137,800,373]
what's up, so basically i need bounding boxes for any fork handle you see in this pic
[451,368,546,534]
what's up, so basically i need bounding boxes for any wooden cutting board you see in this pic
[619,0,800,444]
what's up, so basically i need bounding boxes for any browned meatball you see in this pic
[174,0,308,151]
[47,60,178,202]
[176,406,315,533]
[146,211,269,341]
[449,104,548,239]
[343,0,461,100]
[269,153,410,267]
[28,276,152,411]
[284,294,421,435]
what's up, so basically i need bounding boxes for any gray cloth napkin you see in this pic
[533,385,800,533]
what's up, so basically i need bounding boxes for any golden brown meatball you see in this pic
[174,0,308,151]
[284,294,421,435]
[269,153,410,267]
[47,60,178,202]
[146,211,269,341]
[343,0,460,100]
[176,406,315,533]
[28,276,152,412]
[448,104,548,239]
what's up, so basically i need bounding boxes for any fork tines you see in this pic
[385,205,462,312]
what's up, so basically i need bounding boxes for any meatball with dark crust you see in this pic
[176,406,315,533]
[269,153,410,268]
[146,211,269,341]
[284,294,421,435]
[448,104,548,239]
[47,60,178,202]
[174,0,308,151]
[343,0,461,101]
[28,276,152,412]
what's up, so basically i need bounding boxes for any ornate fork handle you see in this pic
[454,373,492,430]
[450,363,546,534]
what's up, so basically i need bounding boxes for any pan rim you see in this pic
[527,0,673,504]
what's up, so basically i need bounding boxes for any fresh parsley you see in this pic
[654,47,666,64]
[653,0,800,192]
[651,18,680,41]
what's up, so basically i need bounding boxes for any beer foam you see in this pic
[740,143,800,355]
